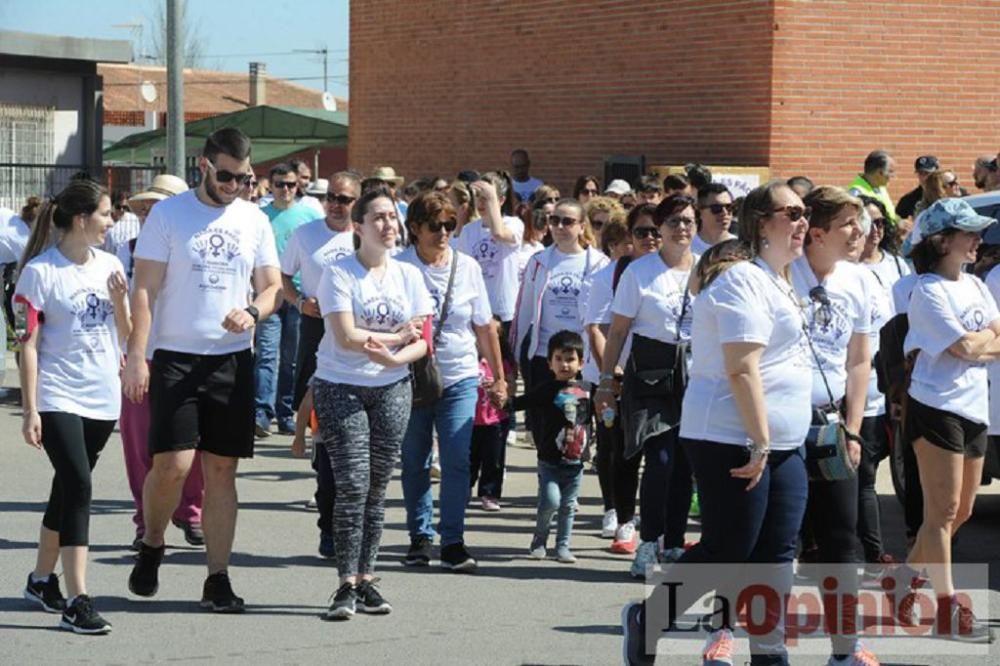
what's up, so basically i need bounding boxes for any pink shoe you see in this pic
[480,496,501,512]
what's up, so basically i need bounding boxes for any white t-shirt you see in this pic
[537,249,589,354]
[690,232,734,257]
[680,260,813,450]
[986,266,1000,435]
[398,247,493,388]
[866,251,911,288]
[103,212,141,255]
[133,190,279,355]
[14,247,125,420]
[582,259,630,385]
[454,216,524,321]
[315,255,434,387]
[280,218,355,297]
[790,257,872,406]
[892,273,920,315]
[0,213,30,264]
[298,194,326,218]
[512,177,544,204]
[116,238,159,361]
[861,268,894,416]
[905,272,999,425]
[612,252,696,343]
[516,240,544,283]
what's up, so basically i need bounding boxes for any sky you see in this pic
[0,0,350,98]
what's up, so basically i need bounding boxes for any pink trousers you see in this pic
[120,375,204,535]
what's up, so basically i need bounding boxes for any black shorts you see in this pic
[149,348,256,458]
[904,397,987,458]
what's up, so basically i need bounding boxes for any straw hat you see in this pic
[370,166,404,186]
[129,174,189,202]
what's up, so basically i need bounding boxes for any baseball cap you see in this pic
[902,198,996,257]
[604,179,632,196]
[914,155,939,173]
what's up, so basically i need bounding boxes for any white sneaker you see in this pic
[601,509,618,538]
[630,541,659,579]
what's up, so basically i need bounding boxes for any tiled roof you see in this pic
[98,63,345,115]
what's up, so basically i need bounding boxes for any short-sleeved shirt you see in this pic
[14,247,125,420]
[315,255,434,387]
[905,272,1000,425]
[582,259,629,385]
[611,251,696,343]
[537,249,589,353]
[790,257,872,406]
[861,268,894,416]
[262,202,318,290]
[279,218,355,297]
[680,260,813,450]
[133,190,279,355]
[512,177,544,204]
[398,247,493,388]
[454,216,524,321]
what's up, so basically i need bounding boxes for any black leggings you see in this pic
[40,412,116,547]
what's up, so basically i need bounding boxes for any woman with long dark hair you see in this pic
[17,178,129,633]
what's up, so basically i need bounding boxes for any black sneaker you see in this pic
[324,582,357,621]
[23,573,66,613]
[938,600,996,643]
[318,532,336,560]
[403,536,432,567]
[621,602,655,665]
[200,572,245,613]
[172,519,205,546]
[440,542,477,572]
[129,535,143,552]
[355,578,392,615]
[128,542,165,597]
[60,595,112,635]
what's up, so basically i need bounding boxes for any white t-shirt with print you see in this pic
[280,218,355,297]
[134,190,279,355]
[892,273,919,315]
[612,251,696,344]
[790,256,872,406]
[454,216,524,321]
[537,249,589,354]
[582,259,630,385]
[905,272,1000,425]
[14,247,125,420]
[680,260,813,450]
[867,251,911,288]
[315,255,434,388]
[985,266,1000,435]
[516,240,544,284]
[398,247,493,389]
[860,268,893,416]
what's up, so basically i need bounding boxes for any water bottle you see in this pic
[602,406,615,428]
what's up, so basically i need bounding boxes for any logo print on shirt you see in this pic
[190,228,244,292]
[476,239,498,262]
[75,292,113,327]
[361,295,406,331]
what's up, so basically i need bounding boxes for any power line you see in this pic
[102,74,348,87]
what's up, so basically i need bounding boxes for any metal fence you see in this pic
[0,163,167,212]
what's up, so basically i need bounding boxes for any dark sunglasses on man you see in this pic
[702,203,734,215]
[325,193,357,205]
[206,160,254,186]
[273,181,298,190]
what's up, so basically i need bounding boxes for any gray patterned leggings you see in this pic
[313,377,412,577]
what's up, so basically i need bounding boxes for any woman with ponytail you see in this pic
[16,178,130,634]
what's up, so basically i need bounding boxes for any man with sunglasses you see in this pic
[124,127,282,612]
[251,164,320,438]
[691,182,736,255]
[280,171,360,556]
[895,155,939,221]
[102,190,142,255]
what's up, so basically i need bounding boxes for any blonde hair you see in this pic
[585,196,626,226]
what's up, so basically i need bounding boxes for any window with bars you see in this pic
[0,104,55,211]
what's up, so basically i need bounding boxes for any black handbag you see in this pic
[410,252,458,409]
[624,286,691,400]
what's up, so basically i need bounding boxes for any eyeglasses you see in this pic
[326,193,357,205]
[769,205,811,222]
[662,216,695,229]
[206,160,254,186]
[581,189,599,196]
[542,197,559,204]
[808,285,833,329]
[632,226,661,240]
[703,203,734,215]
[424,219,458,234]
[273,181,299,190]
[870,217,887,229]
[549,216,580,228]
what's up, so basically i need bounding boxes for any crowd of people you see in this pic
[5,131,1000,665]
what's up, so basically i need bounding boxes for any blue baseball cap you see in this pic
[902,198,996,257]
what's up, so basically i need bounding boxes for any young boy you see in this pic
[513,330,590,563]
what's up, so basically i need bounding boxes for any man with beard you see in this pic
[123,127,282,612]
[290,159,325,218]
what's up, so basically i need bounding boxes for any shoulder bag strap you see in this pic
[433,251,459,344]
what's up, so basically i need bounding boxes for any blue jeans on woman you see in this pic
[400,376,478,546]
[654,440,808,666]
[254,302,300,427]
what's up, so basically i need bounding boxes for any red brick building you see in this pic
[349,0,1000,200]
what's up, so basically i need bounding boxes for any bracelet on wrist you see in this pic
[599,372,615,382]
[748,441,770,460]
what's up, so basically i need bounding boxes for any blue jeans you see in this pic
[254,302,300,423]
[400,376,477,546]
[533,460,583,551]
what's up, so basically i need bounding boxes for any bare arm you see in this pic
[472,181,515,245]
[281,273,300,307]
[587,323,608,373]
[251,266,283,320]
[594,314,633,415]
[843,332,871,435]
[474,320,507,405]
[122,258,166,403]
[948,326,1000,362]
[19,323,41,448]
[326,310,414,353]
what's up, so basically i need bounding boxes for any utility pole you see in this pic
[293,47,329,92]
[166,0,185,178]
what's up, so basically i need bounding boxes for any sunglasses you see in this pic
[662,216,695,229]
[581,189,599,196]
[206,160,254,186]
[549,216,580,228]
[944,179,960,187]
[808,285,833,329]
[632,226,661,240]
[115,204,130,212]
[770,205,811,222]
[590,220,606,231]
[326,193,357,205]
[541,197,559,204]
[424,219,458,234]
[273,181,299,190]
[870,217,887,229]
[703,203,734,215]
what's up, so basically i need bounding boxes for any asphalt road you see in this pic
[0,375,998,665]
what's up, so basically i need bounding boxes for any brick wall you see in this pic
[770,0,1000,200]
[350,0,776,194]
